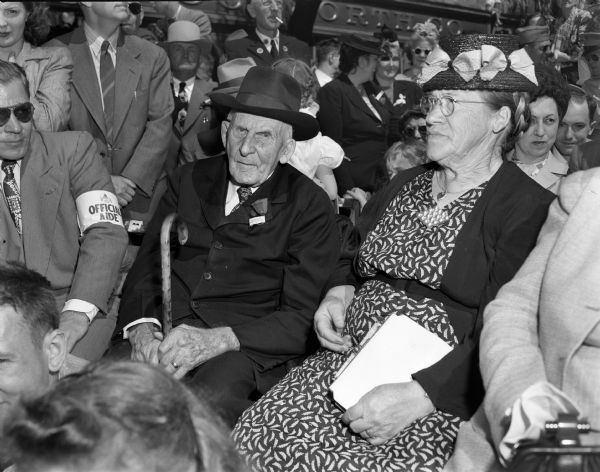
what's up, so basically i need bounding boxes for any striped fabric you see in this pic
[100,40,115,142]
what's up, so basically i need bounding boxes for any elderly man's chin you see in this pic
[229,161,267,187]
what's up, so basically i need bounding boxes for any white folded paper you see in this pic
[329,314,453,410]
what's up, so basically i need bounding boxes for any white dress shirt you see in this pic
[83,22,119,111]
[173,76,196,102]
[315,68,333,87]
[255,28,280,53]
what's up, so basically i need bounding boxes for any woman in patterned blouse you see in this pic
[233,34,554,472]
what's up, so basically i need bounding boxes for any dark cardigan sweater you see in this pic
[330,161,555,420]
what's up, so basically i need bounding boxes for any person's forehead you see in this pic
[0,80,29,107]
[564,99,590,123]
[233,112,283,131]
[0,304,34,352]
[529,96,558,116]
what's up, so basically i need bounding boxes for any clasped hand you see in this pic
[341,382,436,446]
[130,323,238,380]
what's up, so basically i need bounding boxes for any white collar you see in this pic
[255,28,279,46]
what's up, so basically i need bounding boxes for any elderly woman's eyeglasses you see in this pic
[420,96,487,117]
[413,48,431,56]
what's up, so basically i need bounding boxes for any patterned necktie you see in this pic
[270,39,278,58]
[178,81,188,126]
[2,160,21,234]
[237,186,253,205]
[100,40,115,142]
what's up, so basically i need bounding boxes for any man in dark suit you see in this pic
[162,21,220,168]
[224,0,311,66]
[116,66,340,426]
[47,1,173,228]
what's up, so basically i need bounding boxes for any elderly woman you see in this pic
[0,2,72,131]
[233,34,555,472]
[507,63,570,194]
[398,20,439,81]
[318,33,389,195]
[2,361,246,472]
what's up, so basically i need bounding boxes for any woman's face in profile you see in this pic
[412,38,432,67]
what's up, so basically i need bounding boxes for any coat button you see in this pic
[203,271,212,280]
[213,241,223,250]
[191,300,201,308]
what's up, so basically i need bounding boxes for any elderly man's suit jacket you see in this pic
[445,168,600,472]
[118,156,340,371]
[47,27,173,225]
[166,78,221,170]
[224,29,311,66]
[0,131,128,312]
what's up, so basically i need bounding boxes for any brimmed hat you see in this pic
[516,25,550,46]
[418,34,538,93]
[213,58,256,95]
[161,21,211,54]
[210,66,319,141]
[340,34,383,55]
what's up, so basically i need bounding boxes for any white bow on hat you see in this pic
[418,44,538,86]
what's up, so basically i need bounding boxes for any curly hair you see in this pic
[3,361,247,472]
[22,2,51,47]
[529,62,570,120]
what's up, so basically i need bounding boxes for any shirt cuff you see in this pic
[122,318,162,339]
[62,299,99,322]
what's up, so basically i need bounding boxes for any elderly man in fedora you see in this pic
[116,66,340,426]
[162,21,220,168]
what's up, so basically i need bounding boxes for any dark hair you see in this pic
[22,2,50,46]
[272,58,318,107]
[397,109,426,140]
[529,62,570,120]
[0,61,30,96]
[0,262,57,346]
[4,361,246,472]
[569,86,597,123]
[339,43,369,75]
[316,38,340,64]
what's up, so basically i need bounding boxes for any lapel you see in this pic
[20,132,65,276]
[182,79,213,134]
[339,75,382,124]
[69,27,107,137]
[247,30,272,63]
[113,33,142,139]
[192,156,287,229]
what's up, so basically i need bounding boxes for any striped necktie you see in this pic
[100,40,115,142]
[2,160,21,234]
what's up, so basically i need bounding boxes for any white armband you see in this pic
[76,190,123,233]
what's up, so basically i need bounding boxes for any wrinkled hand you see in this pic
[60,310,90,353]
[111,175,137,206]
[341,382,435,446]
[158,325,239,380]
[314,285,354,352]
[129,323,164,364]
[343,188,370,209]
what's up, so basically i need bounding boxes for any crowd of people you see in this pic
[0,1,599,471]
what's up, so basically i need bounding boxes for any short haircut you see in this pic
[4,361,245,472]
[22,2,51,46]
[568,85,596,123]
[316,38,340,64]
[0,61,30,97]
[529,62,570,120]
[0,262,58,346]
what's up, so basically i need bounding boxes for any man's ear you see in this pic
[492,105,511,134]
[43,329,67,375]
[278,138,296,164]
[221,119,230,148]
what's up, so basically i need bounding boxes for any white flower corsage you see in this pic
[393,94,407,106]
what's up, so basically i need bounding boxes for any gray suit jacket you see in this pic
[445,168,600,471]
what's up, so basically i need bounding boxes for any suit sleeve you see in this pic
[231,189,340,370]
[482,193,569,447]
[67,133,129,313]
[121,47,174,197]
[224,39,241,60]
[28,46,73,132]
[412,190,554,420]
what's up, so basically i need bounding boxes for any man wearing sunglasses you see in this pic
[0,62,128,363]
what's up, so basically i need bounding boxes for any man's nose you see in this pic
[4,112,22,133]
[239,134,255,155]
[564,125,574,140]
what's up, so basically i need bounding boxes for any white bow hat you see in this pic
[418,34,538,93]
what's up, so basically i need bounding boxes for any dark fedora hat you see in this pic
[210,66,319,141]
[419,34,538,93]
[340,33,384,56]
